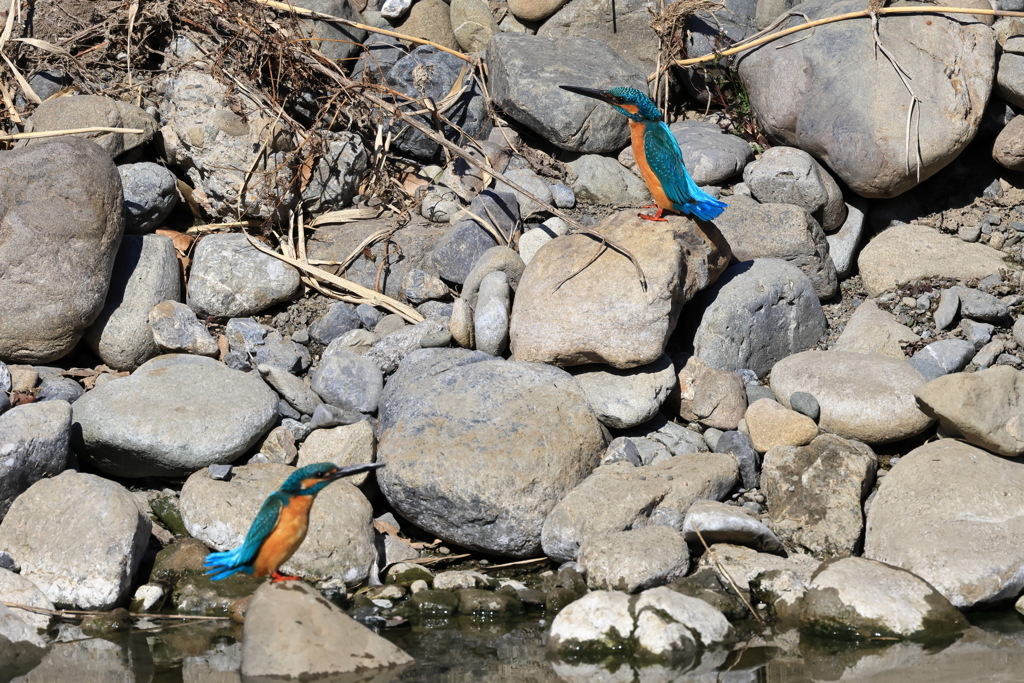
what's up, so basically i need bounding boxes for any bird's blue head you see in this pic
[280,461,385,496]
[559,85,662,123]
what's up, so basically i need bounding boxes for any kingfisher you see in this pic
[560,85,727,222]
[204,462,385,582]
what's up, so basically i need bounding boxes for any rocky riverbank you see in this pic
[4,0,1024,679]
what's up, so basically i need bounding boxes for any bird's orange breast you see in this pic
[630,120,673,211]
[252,495,313,578]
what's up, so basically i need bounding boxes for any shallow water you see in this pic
[8,609,1024,682]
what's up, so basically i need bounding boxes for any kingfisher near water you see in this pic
[204,462,385,582]
[560,86,727,222]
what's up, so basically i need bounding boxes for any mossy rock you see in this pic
[410,589,459,616]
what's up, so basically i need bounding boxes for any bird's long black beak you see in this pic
[328,462,385,481]
[559,85,613,104]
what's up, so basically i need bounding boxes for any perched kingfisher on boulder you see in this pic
[560,85,727,222]
[204,462,384,582]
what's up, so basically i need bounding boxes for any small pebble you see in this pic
[789,391,820,421]
[209,464,233,480]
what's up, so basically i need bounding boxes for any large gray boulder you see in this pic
[713,197,838,299]
[0,471,151,610]
[377,349,606,557]
[84,234,181,371]
[487,33,648,153]
[180,463,377,583]
[677,259,826,377]
[511,211,731,369]
[0,401,70,521]
[865,439,1024,608]
[736,0,996,197]
[241,581,412,678]
[0,138,124,363]
[73,354,278,478]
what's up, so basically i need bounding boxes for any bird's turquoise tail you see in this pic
[681,196,728,222]
[204,547,254,581]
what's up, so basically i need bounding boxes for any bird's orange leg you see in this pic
[639,206,667,222]
[270,570,300,583]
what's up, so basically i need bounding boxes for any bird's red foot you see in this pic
[639,207,667,222]
[270,571,300,583]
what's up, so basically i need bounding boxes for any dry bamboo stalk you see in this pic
[690,523,764,625]
[243,231,425,322]
[0,126,146,141]
[668,6,1024,70]
[3,601,230,621]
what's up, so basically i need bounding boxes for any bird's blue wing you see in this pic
[644,122,727,221]
[204,493,285,580]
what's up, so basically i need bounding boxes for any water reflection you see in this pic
[10,608,1024,682]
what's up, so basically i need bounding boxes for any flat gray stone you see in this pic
[542,454,738,562]
[683,500,784,555]
[148,300,218,357]
[858,224,1007,297]
[72,354,278,477]
[743,146,846,230]
[186,233,301,318]
[907,339,976,381]
[241,581,411,678]
[569,354,676,429]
